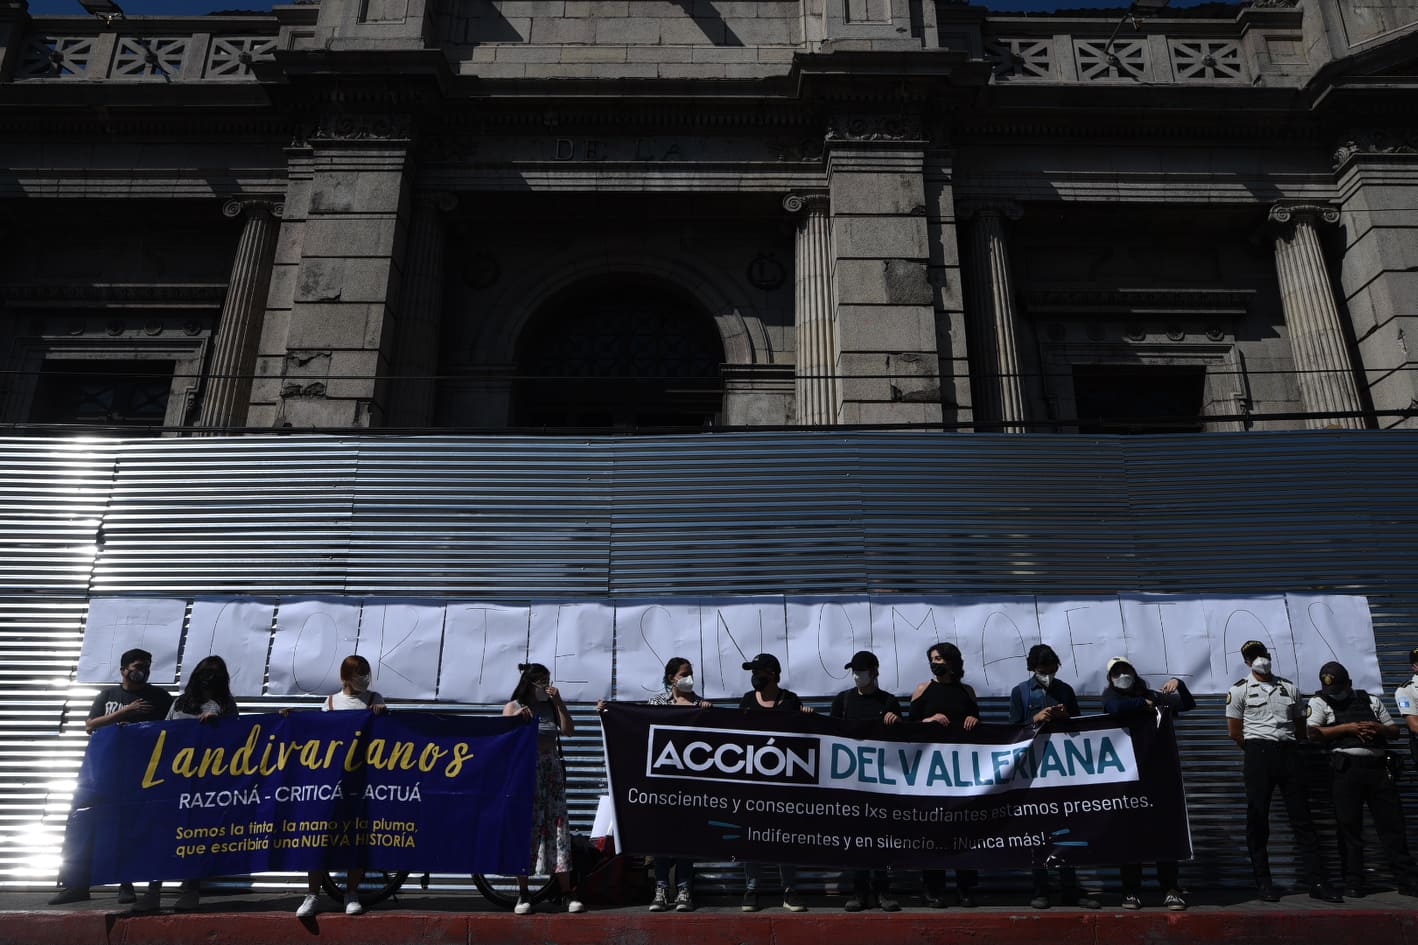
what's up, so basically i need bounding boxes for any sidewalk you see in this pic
[7,886,1418,945]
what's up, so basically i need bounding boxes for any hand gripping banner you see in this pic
[77,711,537,884]
[601,705,1192,870]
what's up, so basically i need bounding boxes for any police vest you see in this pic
[1320,690,1382,751]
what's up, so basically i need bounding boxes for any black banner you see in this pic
[601,705,1192,869]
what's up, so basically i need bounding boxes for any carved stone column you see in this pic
[1268,203,1366,429]
[388,192,457,428]
[962,202,1030,432]
[197,198,281,429]
[784,193,838,425]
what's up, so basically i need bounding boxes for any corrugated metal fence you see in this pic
[2,431,1417,898]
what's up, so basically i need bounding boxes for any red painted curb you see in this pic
[2,909,1416,945]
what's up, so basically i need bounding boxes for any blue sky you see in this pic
[25,0,1231,17]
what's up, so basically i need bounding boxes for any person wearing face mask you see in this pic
[294,654,388,918]
[502,662,581,916]
[49,648,174,906]
[830,650,902,911]
[1307,660,1418,899]
[646,657,709,912]
[736,653,811,913]
[909,642,980,908]
[1007,644,1098,910]
[1225,640,1342,903]
[1392,647,1418,772]
[1101,657,1194,911]
[128,656,243,913]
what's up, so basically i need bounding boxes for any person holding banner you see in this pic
[1008,644,1100,910]
[1306,660,1418,899]
[646,657,709,912]
[131,656,241,912]
[1225,640,1343,903]
[48,647,173,907]
[1101,657,1193,911]
[503,662,583,916]
[736,653,810,913]
[294,654,387,918]
[831,650,903,912]
[910,642,981,909]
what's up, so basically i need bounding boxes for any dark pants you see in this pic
[1120,862,1179,895]
[850,868,890,895]
[922,868,978,898]
[55,792,95,890]
[1330,754,1417,886]
[653,858,694,889]
[1031,867,1081,896]
[1243,740,1327,887]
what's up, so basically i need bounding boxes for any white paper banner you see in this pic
[697,597,789,700]
[184,599,274,697]
[615,601,702,702]
[438,602,529,704]
[529,600,613,702]
[784,597,872,700]
[357,601,445,701]
[77,598,185,684]
[267,599,360,697]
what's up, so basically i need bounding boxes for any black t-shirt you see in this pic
[910,679,979,724]
[88,683,173,723]
[737,688,804,712]
[829,687,902,721]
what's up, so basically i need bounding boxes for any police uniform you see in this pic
[1225,673,1330,890]
[1394,674,1418,769]
[1308,689,1418,894]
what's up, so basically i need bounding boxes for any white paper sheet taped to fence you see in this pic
[75,593,1381,700]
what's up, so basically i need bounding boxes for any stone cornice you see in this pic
[1020,287,1255,315]
[1332,128,1418,169]
[2,283,228,305]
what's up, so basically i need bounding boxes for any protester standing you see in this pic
[1307,660,1418,898]
[502,662,582,915]
[830,650,902,912]
[49,647,173,906]
[1101,657,1193,910]
[737,653,810,913]
[1225,640,1343,902]
[294,654,387,918]
[909,642,981,908]
[1007,644,1100,910]
[646,657,710,912]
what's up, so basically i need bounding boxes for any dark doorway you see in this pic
[1072,365,1207,434]
[513,278,724,430]
[29,359,174,427]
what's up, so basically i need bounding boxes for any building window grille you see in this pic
[29,359,175,427]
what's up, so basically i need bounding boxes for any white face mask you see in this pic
[1250,657,1272,676]
[1034,672,1053,688]
[1112,674,1135,691]
[533,684,550,702]
[853,670,875,688]
[674,675,695,693]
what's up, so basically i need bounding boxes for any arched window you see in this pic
[512,277,724,430]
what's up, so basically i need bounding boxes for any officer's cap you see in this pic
[1240,640,1269,662]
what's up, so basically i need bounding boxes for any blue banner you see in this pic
[79,711,537,884]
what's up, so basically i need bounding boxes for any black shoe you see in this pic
[1257,884,1281,903]
[1309,883,1343,903]
[741,890,760,913]
[47,888,90,906]
[957,890,978,908]
[844,895,866,912]
[1343,886,1364,899]
[116,883,136,905]
[1029,894,1051,909]
[1062,889,1101,910]
[877,894,900,912]
[924,895,946,908]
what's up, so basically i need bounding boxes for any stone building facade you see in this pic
[0,0,1415,434]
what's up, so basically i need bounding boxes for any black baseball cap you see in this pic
[742,653,781,674]
[1319,661,1351,698]
[844,650,879,671]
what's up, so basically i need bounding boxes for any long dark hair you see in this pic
[662,656,691,690]
[176,655,233,715]
[1105,661,1148,697]
[511,662,550,707]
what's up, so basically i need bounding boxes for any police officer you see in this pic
[1392,647,1418,771]
[1307,661,1418,898]
[1225,640,1342,902]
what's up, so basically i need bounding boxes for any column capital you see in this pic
[1267,202,1339,228]
[222,198,284,221]
[958,199,1023,223]
[782,192,829,215]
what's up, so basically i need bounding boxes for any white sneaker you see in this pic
[343,893,364,915]
[514,898,532,915]
[567,898,585,913]
[295,894,319,918]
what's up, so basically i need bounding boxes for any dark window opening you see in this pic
[513,279,724,430]
[29,359,174,427]
[1072,365,1206,434]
